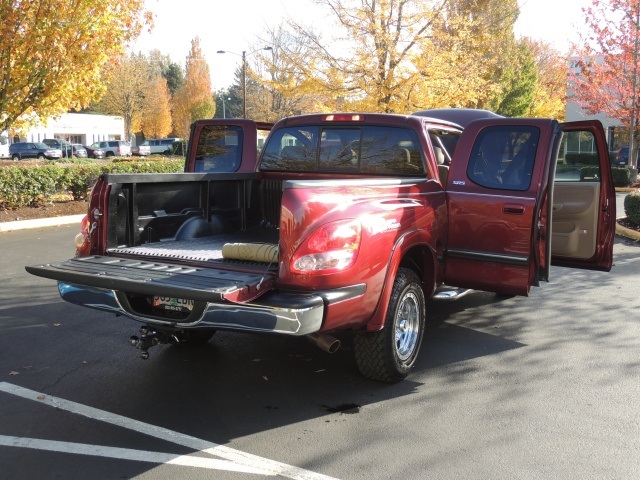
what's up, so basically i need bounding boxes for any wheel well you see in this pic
[398,245,437,297]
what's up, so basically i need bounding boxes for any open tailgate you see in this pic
[26,256,275,304]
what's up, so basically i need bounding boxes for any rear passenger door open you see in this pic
[550,121,615,271]
[444,118,614,296]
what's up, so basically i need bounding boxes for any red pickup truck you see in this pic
[27,110,615,382]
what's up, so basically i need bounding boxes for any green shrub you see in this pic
[579,166,599,181]
[624,191,640,225]
[579,166,631,187]
[611,167,632,187]
[0,159,183,209]
[565,153,599,165]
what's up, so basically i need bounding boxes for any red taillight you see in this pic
[323,114,364,122]
[291,219,361,273]
[74,214,91,257]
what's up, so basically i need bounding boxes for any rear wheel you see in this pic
[11,154,19,161]
[354,268,425,382]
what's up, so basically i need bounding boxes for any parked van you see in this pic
[142,138,182,155]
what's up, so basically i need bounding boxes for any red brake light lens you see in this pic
[323,114,365,122]
[74,215,91,256]
[291,219,361,273]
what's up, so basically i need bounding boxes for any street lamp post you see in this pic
[221,97,231,119]
[217,47,272,119]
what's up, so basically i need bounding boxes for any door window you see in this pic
[556,130,600,182]
[467,126,540,191]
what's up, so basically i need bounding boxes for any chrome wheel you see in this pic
[354,268,425,382]
[394,291,420,361]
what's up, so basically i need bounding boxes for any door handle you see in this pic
[503,204,525,215]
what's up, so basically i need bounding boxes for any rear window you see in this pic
[260,125,424,175]
[193,125,243,173]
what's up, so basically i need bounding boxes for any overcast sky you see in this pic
[131,0,593,90]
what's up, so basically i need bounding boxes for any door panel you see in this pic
[552,182,599,258]
[444,118,558,296]
[551,122,615,271]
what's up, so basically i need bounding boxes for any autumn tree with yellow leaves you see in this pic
[0,0,151,133]
[172,37,215,139]
[270,0,563,117]
[139,76,173,139]
[96,55,150,141]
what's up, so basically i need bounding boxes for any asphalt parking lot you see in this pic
[0,223,639,479]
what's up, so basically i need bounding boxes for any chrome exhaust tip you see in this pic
[307,333,341,353]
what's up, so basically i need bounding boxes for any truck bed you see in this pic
[108,228,279,267]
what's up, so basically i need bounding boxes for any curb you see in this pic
[616,220,640,242]
[0,214,84,233]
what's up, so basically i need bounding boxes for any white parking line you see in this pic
[0,382,340,480]
[0,435,269,474]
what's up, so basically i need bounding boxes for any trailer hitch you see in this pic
[129,327,178,359]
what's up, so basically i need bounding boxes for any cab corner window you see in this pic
[468,126,540,191]
[194,125,243,173]
[557,130,600,182]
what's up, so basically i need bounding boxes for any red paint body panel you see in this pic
[278,178,446,331]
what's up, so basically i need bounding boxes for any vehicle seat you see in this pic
[434,145,449,186]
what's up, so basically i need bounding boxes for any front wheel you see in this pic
[37,153,45,159]
[354,268,425,382]
[12,154,19,161]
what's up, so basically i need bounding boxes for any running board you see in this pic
[432,287,473,301]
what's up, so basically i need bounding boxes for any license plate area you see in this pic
[120,293,202,322]
[152,296,194,313]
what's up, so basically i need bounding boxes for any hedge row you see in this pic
[579,166,631,187]
[564,153,600,166]
[624,191,640,225]
[0,159,184,209]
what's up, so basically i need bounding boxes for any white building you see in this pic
[10,113,125,146]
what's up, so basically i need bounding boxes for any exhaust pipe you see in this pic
[307,333,341,353]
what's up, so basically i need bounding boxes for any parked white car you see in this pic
[94,140,131,157]
[142,138,182,155]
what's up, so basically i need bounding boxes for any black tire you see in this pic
[106,151,114,157]
[37,153,44,159]
[11,154,19,161]
[172,330,215,347]
[354,268,425,382]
